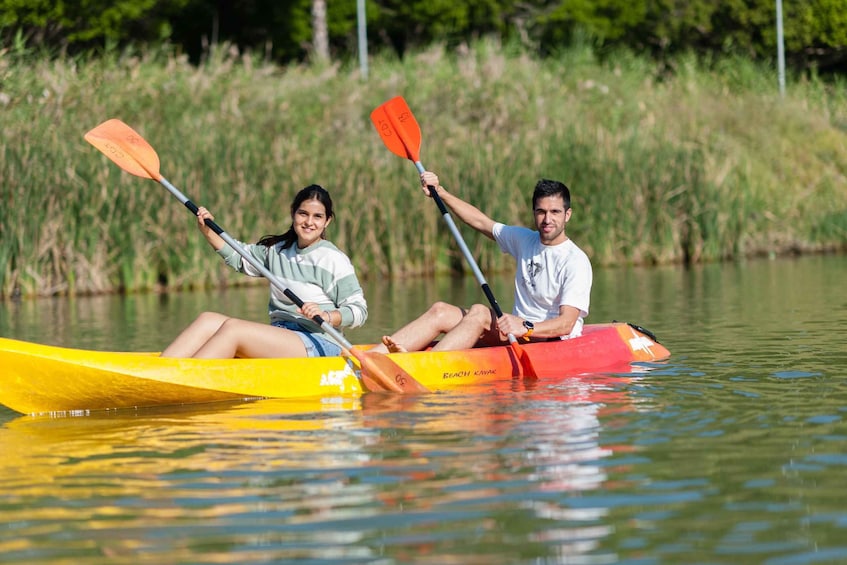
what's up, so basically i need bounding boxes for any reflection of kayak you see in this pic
[0,322,669,414]
[0,397,367,487]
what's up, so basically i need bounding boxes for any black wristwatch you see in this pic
[522,319,535,340]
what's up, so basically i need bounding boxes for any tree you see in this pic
[2,0,846,73]
[0,0,190,51]
[311,0,329,62]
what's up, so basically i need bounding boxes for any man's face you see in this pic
[534,195,571,245]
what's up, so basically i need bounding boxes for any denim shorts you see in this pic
[271,320,343,358]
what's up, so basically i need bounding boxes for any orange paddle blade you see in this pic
[510,341,539,379]
[349,347,429,393]
[360,373,385,393]
[370,96,422,162]
[84,119,162,181]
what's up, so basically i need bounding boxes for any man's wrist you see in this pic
[522,319,535,340]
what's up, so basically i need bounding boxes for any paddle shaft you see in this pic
[412,161,519,342]
[371,97,534,375]
[418,164,540,378]
[156,176,356,352]
[371,98,514,336]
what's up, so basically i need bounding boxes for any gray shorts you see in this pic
[271,320,342,358]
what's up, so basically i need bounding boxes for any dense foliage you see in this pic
[2,0,846,73]
[1,41,846,298]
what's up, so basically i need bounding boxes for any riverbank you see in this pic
[2,40,845,298]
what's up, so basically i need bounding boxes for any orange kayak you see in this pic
[0,322,669,414]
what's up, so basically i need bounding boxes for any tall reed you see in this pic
[1,41,845,298]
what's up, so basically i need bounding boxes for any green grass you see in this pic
[1,40,846,298]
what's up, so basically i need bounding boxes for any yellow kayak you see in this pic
[0,322,670,414]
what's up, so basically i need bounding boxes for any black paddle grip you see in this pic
[283,289,304,307]
[429,186,450,215]
[183,200,224,235]
[283,288,328,327]
[482,284,505,318]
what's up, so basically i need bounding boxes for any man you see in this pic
[373,170,592,353]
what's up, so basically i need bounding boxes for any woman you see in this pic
[160,185,368,359]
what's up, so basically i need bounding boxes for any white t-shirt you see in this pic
[492,223,592,338]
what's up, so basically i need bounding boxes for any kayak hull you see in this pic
[0,322,669,414]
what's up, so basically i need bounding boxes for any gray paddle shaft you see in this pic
[412,161,518,344]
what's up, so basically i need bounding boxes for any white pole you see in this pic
[357,0,369,79]
[776,0,785,96]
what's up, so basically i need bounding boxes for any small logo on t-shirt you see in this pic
[526,260,543,289]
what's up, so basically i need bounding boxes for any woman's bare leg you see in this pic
[160,312,230,358]
[191,318,308,359]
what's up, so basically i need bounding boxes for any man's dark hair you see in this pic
[532,179,571,210]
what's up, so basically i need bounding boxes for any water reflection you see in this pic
[0,371,642,563]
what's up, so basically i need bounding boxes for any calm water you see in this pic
[0,255,845,564]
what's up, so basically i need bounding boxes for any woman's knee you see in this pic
[196,311,229,326]
[216,317,249,336]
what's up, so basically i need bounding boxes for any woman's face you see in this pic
[292,198,331,248]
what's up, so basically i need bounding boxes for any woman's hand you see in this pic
[196,206,214,236]
[194,206,227,250]
[300,302,335,325]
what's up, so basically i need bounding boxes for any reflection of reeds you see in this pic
[2,42,846,298]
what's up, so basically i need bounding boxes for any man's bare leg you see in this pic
[431,303,497,351]
[371,301,466,353]
[381,335,407,353]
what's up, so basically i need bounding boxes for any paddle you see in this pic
[84,118,428,394]
[370,96,539,378]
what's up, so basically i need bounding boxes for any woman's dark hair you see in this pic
[257,184,334,249]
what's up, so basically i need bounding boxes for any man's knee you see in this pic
[466,303,492,321]
[427,301,458,317]
[423,301,466,329]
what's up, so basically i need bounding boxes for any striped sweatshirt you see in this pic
[216,239,368,334]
